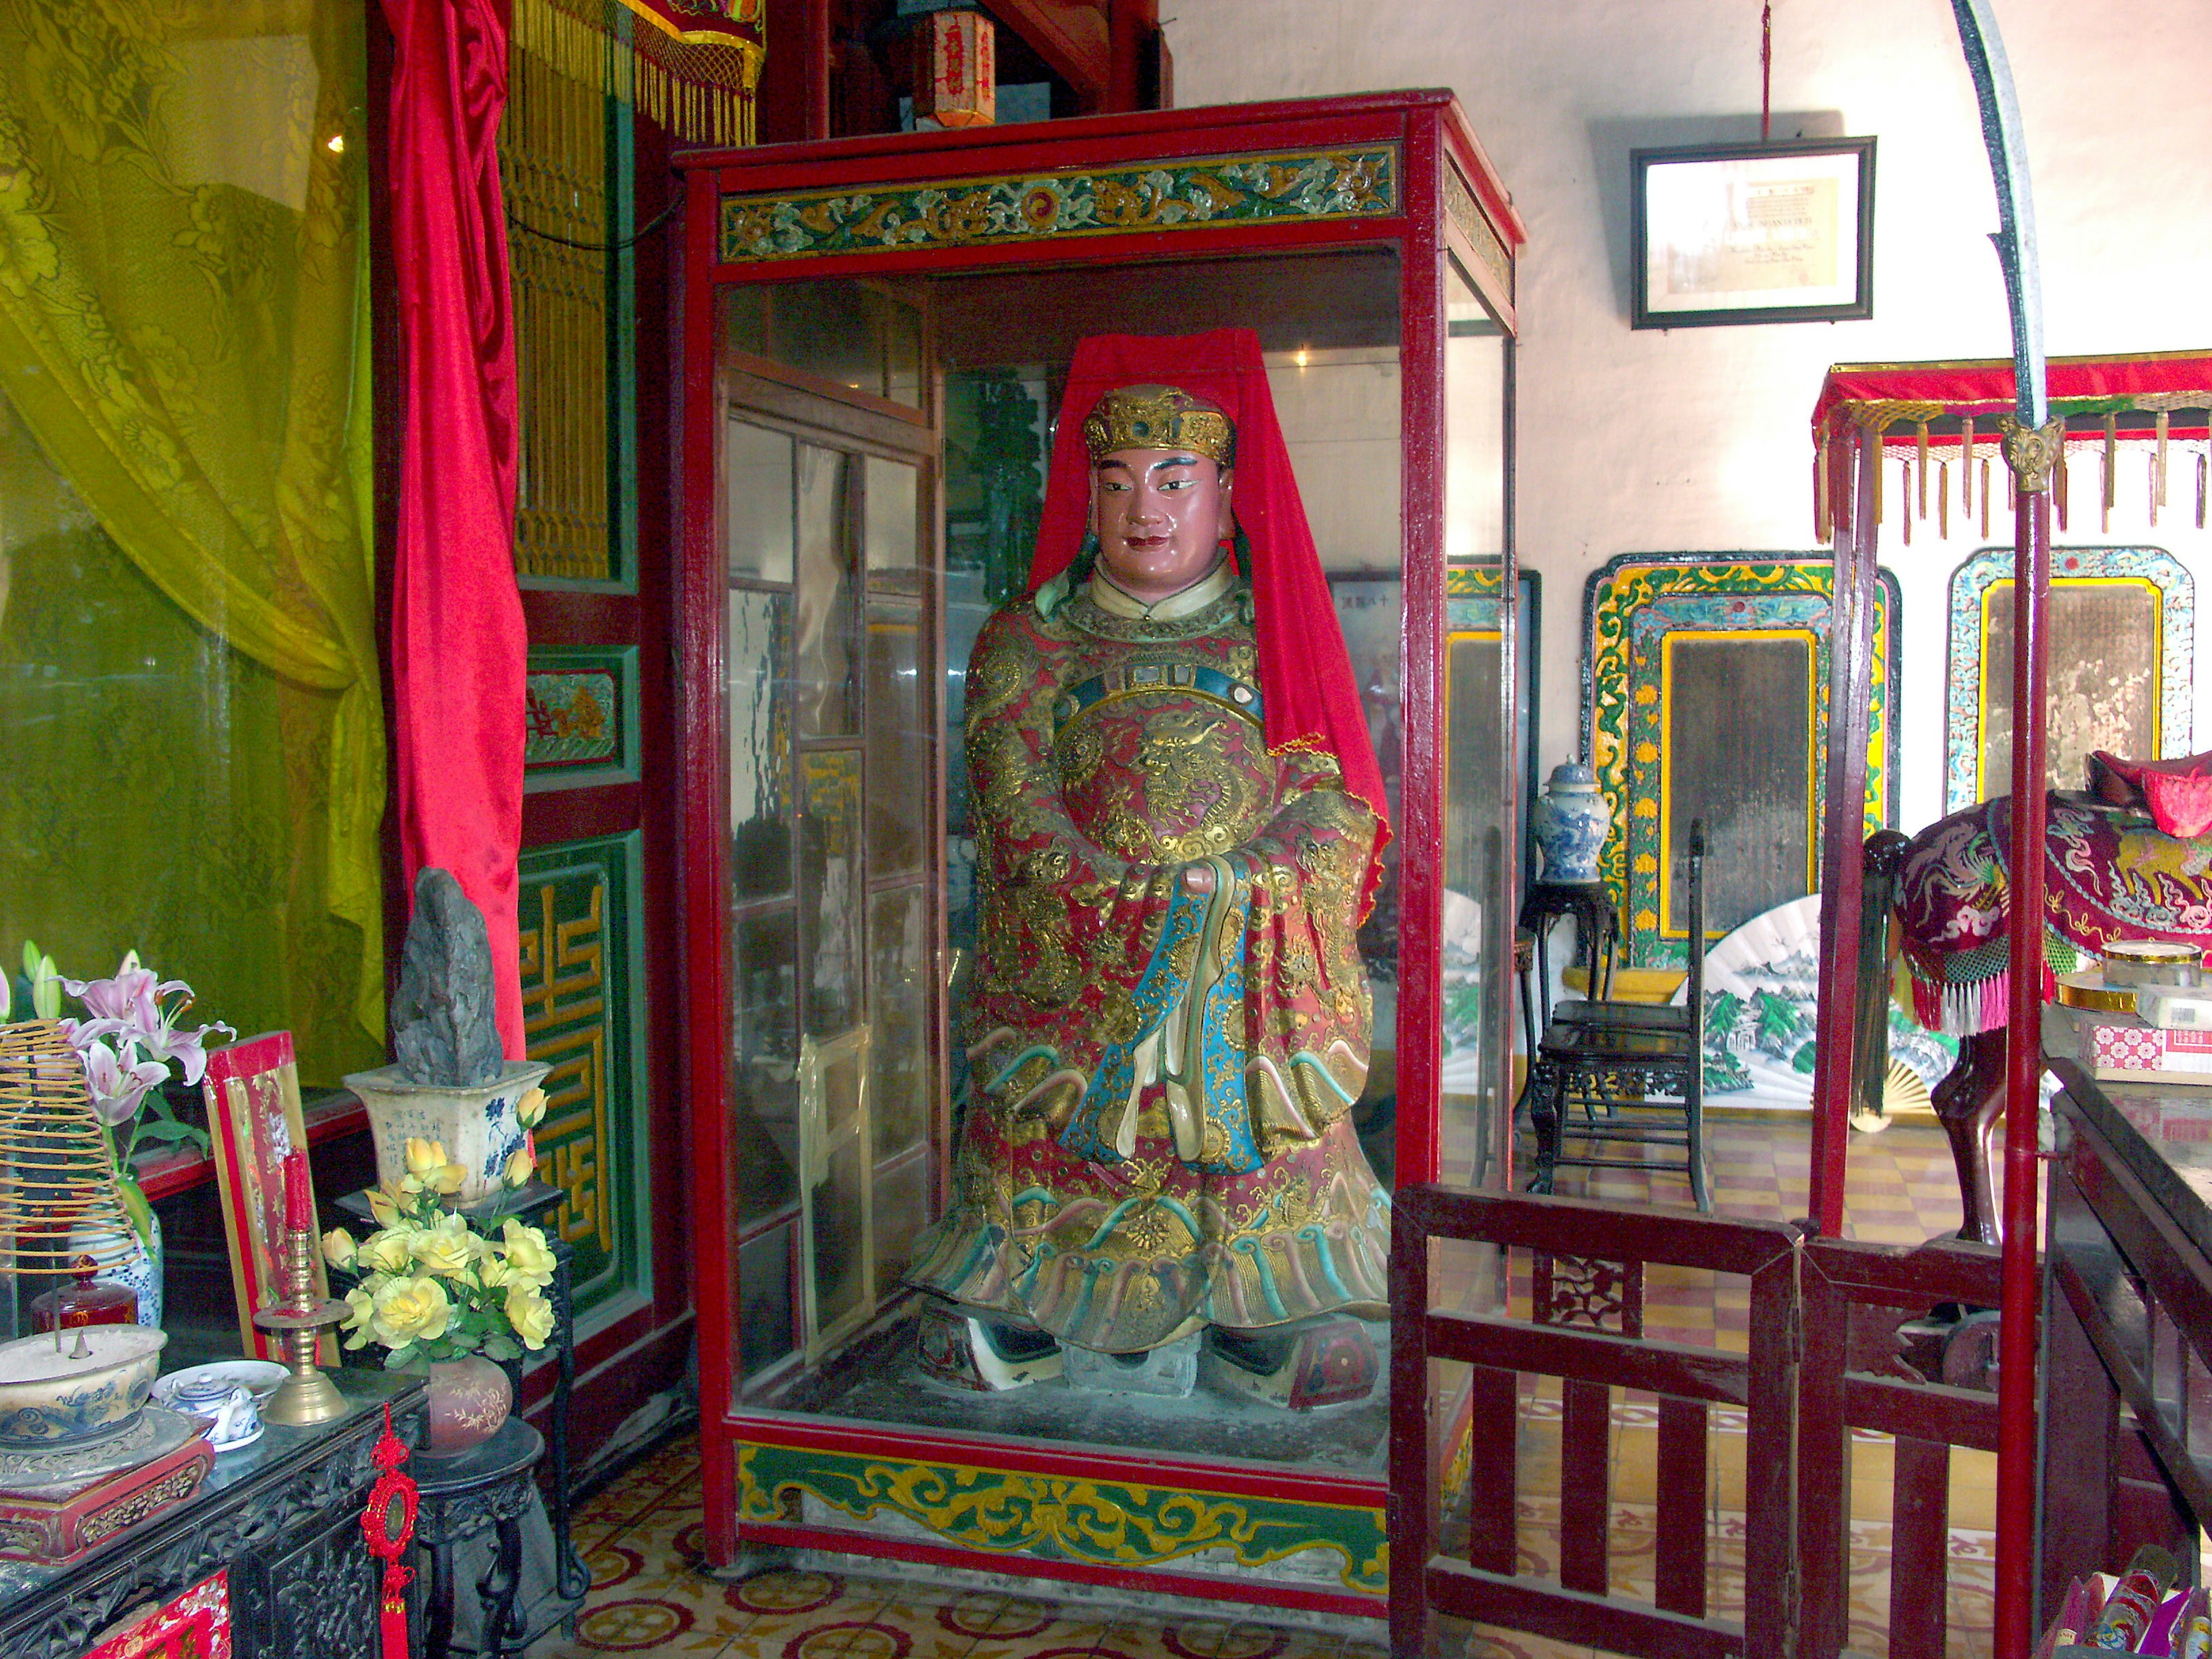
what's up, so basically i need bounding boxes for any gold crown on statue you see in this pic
[1082,385,1236,468]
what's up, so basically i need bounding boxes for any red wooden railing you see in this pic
[1797,1237,2004,1659]
[1390,1187,1801,1659]
[1393,1194,2033,1659]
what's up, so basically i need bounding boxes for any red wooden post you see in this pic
[677,164,738,1567]
[1806,426,1878,1238]
[1395,115,1447,1192]
[1995,444,2053,1659]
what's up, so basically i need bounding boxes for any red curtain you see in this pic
[382,0,528,1059]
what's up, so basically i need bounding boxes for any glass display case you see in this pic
[675,90,1524,1612]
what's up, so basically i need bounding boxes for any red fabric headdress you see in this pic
[1028,329,1391,908]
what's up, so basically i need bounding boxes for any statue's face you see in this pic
[1090,448,1233,604]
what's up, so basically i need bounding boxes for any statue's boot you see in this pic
[916,1298,1062,1391]
[1201,1317,1378,1410]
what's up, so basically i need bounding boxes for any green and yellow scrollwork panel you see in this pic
[720,147,1400,264]
[737,1442,1387,1594]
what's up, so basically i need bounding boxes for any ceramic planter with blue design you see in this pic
[0,1325,167,1449]
[343,1061,552,1205]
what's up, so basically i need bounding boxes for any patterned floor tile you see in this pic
[527,1117,1999,1658]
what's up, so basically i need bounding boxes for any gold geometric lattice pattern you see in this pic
[521,878,612,1255]
[0,1020,139,1273]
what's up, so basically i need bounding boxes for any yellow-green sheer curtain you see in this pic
[0,1,382,1081]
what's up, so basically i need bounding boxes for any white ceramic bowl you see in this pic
[151,1359,289,1406]
[0,1326,168,1450]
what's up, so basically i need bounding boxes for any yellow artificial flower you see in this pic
[505,1283,555,1351]
[410,1211,480,1279]
[341,1284,377,1349]
[365,1186,401,1229]
[497,1218,556,1289]
[502,1146,536,1188]
[404,1138,467,1196]
[357,1228,417,1277]
[370,1274,453,1346]
[476,1252,512,1292]
[320,1226,358,1270]
[516,1086,548,1130]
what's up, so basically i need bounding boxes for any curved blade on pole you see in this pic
[1952,0,2046,425]
[1949,5,2049,1657]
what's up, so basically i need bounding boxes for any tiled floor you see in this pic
[528,1115,1991,1659]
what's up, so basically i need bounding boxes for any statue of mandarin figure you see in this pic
[908,331,1394,1407]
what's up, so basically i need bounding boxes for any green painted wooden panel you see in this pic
[518,832,646,1320]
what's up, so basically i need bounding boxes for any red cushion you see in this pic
[2088,749,2212,810]
[2141,768,2212,839]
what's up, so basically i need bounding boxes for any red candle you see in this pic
[283,1150,311,1234]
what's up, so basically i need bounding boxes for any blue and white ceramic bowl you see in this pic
[0,1326,167,1450]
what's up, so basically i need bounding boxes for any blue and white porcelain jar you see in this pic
[1530,762,1611,884]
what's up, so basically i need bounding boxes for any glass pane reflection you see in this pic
[725,420,794,585]
[731,907,800,1224]
[796,444,857,737]
[869,884,930,1154]
[728,589,793,902]
[865,605,926,879]
[1441,255,1510,1191]
[801,748,863,1037]
[865,455,918,574]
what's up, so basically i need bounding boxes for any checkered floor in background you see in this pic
[528,1116,1990,1659]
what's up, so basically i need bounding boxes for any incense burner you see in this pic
[0,1326,167,1450]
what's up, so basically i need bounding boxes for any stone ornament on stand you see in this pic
[1531,761,1612,884]
[346,870,549,1205]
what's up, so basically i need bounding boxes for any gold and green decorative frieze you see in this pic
[720,146,1400,264]
[1442,165,1511,301]
[518,832,645,1318]
[737,1442,1387,1595]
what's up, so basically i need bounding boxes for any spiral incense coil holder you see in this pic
[254,1225,351,1426]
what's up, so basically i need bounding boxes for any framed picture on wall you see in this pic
[1631,136,1876,328]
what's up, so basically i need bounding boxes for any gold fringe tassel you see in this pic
[1960,416,1974,515]
[1900,459,1912,546]
[1916,421,1929,518]
[1980,457,1991,538]
[2199,448,2208,531]
[512,0,759,145]
[1939,460,1949,538]
[2157,408,2171,509]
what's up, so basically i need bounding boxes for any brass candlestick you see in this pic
[254,1224,350,1426]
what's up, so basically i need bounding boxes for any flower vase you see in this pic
[67,1184,162,1329]
[344,1061,552,1205]
[1530,762,1612,885]
[425,1355,513,1455]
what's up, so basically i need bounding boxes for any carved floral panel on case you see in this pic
[79,1569,229,1659]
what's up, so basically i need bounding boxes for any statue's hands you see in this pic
[1181,865,1215,896]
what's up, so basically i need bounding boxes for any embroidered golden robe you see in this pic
[907,570,1391,1354]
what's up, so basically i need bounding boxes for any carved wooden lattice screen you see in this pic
[505,41,612,582]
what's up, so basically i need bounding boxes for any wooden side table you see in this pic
[1517,880,1619,1022]
[410,1420,546,1659]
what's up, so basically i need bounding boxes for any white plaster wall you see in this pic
[1166,0,2212,836]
